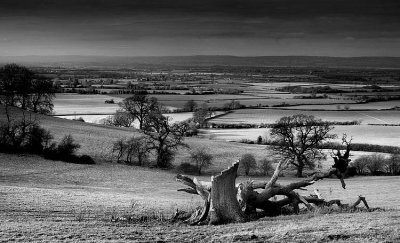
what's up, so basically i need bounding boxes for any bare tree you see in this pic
[112,110,135,128]
[112,136,151,165]
[240,153,257,176]
[385,153,400,175]
[112,138,126,163]
[125,136,151,166]
[270,114,336,177]
[143,109,188,168]
[258,158,274,176]
[29,76,55,114]
[365,153,386,175]
[351,156,368,175]
[183,99,198,112]
[119,94,153,130]
[189,147,213,175]
[193,103,213,128]
[0,64,55,114]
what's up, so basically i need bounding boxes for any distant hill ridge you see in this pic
[1,55,400,69]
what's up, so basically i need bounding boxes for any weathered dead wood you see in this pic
[175,135,372,225]
[351,196,370,209]
[175,174,211,225]
[304,191,370,211]
[209,162,246,224]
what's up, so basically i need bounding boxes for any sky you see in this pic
[0,0,399,57]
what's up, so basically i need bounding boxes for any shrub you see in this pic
[384,154,400,175]
[240,153,257,176]
[77,155,95,164]
[351,156,369,175]
[25,124,53,154]
[73,117,85,122]
[0,112,52,154]
[125,136,150,166]
[258,158,274,176]
[112,138,126,163]
[111,136,151,166]
[176,162,198,174]
[42,134,93,164]
[344,166,357,177]
[43,142,60,160]
[352,154,388,175]
[365,154,386,175]
[56,135,81,160]
[189,147,213,175]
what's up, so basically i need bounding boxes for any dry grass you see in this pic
[1,153,400,242]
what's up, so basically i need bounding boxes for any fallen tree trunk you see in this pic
[175,136,370,225]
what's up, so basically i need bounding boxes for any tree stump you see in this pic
[209,162,246,225]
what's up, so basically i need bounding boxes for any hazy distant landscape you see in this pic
[2,55,400,69]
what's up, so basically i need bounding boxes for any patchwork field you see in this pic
[203,125,400,147]
[110,92,355,109]
[56,112,194,125]
[280,100,400,111]
[53,94,123,115]
[210,108,400,125]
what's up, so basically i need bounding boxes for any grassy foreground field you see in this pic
[1,153,400,242]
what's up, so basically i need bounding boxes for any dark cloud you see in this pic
[0,0,399,56]
[1,0,399,18]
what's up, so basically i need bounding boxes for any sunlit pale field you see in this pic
[56,112,194,125]
[203,125,400,147]
[210,108,400,125]
[53,94,123,115]
[279,100,400,111]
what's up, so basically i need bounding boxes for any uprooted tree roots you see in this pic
[174,140,370,225]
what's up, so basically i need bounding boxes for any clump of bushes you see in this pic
[240,153,257,176]
[176,162,199,174]
[349,153,400,176]
[177,147,214,175]
[72,117,85,122]
[111,136,150,166]
[104,99,115,104]
[0,110,94,164]
[43,134,94,164]
[258,158,274,176]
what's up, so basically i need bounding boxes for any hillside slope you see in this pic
[0,106,270,170]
